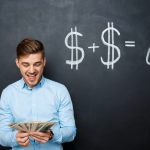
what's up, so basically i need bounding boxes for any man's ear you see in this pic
[16,58,20,68]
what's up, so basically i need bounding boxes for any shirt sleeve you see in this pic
[50,85,76,144]
[0,89,18,147]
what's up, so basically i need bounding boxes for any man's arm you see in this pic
[0,89,18,147]
[50,85,76,144]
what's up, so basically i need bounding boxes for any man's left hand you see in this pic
[30,130,53,144]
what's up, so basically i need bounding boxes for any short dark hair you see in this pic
[16,38,45,58]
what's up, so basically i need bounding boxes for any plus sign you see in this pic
[88,43,99,53]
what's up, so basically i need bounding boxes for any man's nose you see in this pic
[28,66,35,73]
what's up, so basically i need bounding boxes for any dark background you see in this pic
[0,0,150,150]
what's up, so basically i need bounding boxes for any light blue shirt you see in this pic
[0,77,76,150]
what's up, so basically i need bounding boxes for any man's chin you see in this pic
[24,76,41,87]
[27,81,38,88]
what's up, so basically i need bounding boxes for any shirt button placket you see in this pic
[31,89,38,150]
[31,89,38,121]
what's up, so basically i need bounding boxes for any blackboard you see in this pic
[0,0,150,150]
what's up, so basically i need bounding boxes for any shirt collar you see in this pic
[19,76,45,90]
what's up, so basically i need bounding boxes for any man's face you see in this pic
[16,53,46,88]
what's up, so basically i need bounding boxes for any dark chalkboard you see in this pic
[0,0,150,150]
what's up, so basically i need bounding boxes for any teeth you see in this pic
[27,75,36,77]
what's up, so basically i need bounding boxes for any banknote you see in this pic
[9,121,55,132]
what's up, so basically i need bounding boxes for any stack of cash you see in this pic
[9,121,55,132]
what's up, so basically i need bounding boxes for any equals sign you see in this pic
[125,41,135,47]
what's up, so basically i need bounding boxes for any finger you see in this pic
[31,136,47,144]
[18,139,30,147]
[30,131,45,136]
[31,134,49,141]
[17,136,29,143]
[17,132,29,138]
[30,131,50,138]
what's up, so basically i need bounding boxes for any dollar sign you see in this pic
[65,27,85,70]
[101,22,121,69]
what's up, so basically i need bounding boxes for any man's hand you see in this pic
[30,130,53,144]
[16,131,30,147]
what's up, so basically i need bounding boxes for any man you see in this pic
[0,38,76,150]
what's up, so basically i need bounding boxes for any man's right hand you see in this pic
[16,131,30,147]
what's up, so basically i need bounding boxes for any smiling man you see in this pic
[16,53,46,88]
[0,38,76,150]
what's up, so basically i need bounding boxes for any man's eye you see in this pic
[35,63,41,67]
[22,64,29,67]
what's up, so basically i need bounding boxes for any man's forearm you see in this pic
[50,124,76,144]
[0,130,18,147]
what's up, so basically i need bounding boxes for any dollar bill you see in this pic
[9,121,55,132]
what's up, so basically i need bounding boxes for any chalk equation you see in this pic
[65,22,150,70]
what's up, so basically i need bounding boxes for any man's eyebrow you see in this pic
[34,61,42,64]
[21,62,29,64]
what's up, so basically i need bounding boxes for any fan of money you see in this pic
[9,121,55,132]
